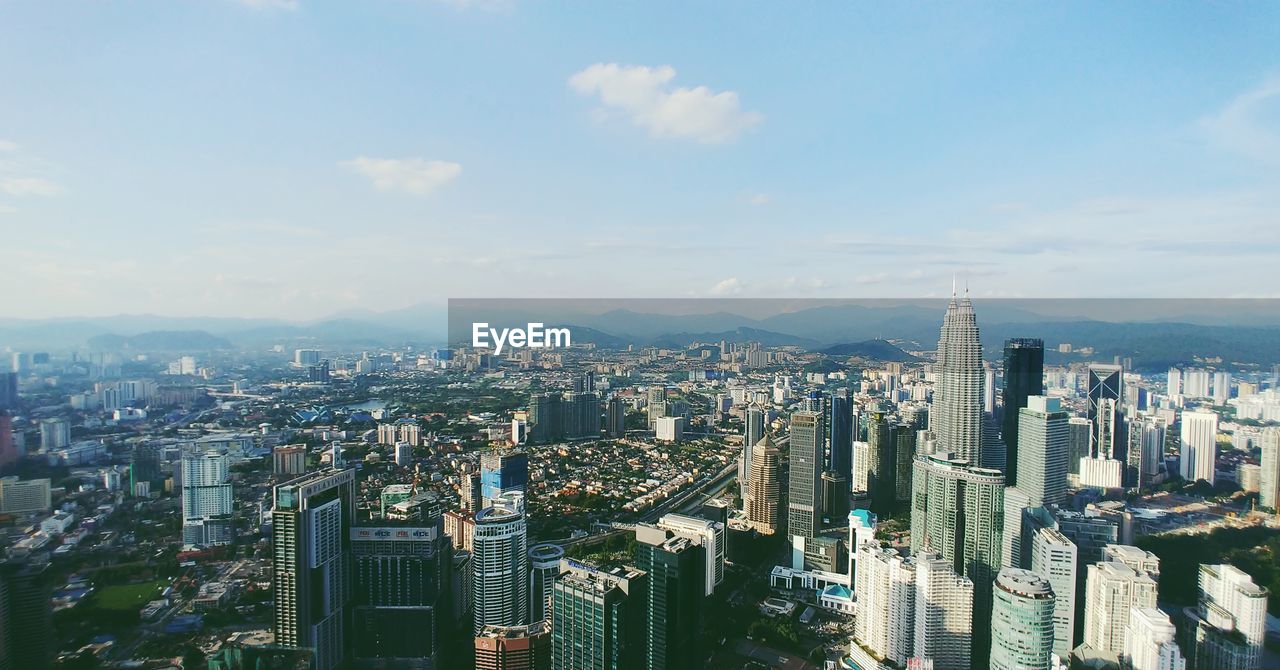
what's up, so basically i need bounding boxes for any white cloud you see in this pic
[234,0,299,9]
[747,193,771,206]
[1201,75,1280,162]
[710,277,745,295]
[0,140,17,152]
[0,177,63,197]
[342,156,462,194]
[569,63,762,144]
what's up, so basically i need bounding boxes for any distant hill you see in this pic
[820,339,915,361]
[86,330,233,352]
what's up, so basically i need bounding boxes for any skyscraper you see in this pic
[913,552,974,670]
[989,568,1056,670]
[273,468,357,670]
[1029,527,1077,659]
[829,389,853,484]
[474,622,551,670]
[656,513,725,596]
[1001,338,1044,484]
[910,453,1005,664]
[528,543,564,624]
[1015,396,1068,508]
[551,560,648,670]
[1123,608,1185,670]
[481,450,529,507]
[933,289,985,465]
[1087,364,1126,472]
[1182,564,1266,670]
[1260,427,1280,512]
[473,495,530,633]
[866,412,898,516]
[741,403,765,493]
[1082,560,1159,655]
[606,395,626,438]
[181,449,234,548]
[349,492,452,666]
[746,433,780,535]
[852,544,916,667]
[787,411,822,542]
[1179,410,1218,484]
[1127,415,1167,489]
[1067,417,1091,479]
[634,523,705,670]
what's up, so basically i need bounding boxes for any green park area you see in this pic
[93,579,168,612]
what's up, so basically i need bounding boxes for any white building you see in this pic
[657,512,726,595]
[654,415,684,442]
[1179,410,1218,484]
[0,476,52,514]
[1031,527,1078,659]
[1083,560,1159,654]
[1123,607,1185,670]
[914,552,973,670]
[853,544,916,666]
[1196,564,1266,668]
[1016,396,1069,508]
[181,449,234,547]
[1259,427,1280,512]
[472,495,529,633]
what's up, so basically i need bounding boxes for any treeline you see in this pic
[1136,525,1280,615]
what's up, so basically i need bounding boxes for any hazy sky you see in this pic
[2,2,1278,320]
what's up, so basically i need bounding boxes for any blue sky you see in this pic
[1,1,1278,319]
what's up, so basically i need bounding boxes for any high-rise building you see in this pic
[0,371,17,410]
[1179,410,1218,484]
[1030,527,1077,659]
[1087,364,1125,461]
[634,523,705,670]
[0,559,52,670]
[913,552,974,670]
[1002,486,1032,570]
[829,389,854,484]
[1260,427,1280,512]
[606,395,626,438]
[646,387,667,430]
[933,289,985,465]
[463,471,483,512]
[1123,608,1185,670]
[746,433,780,535]
[821,470,850,523]
[181,449,233,548]
[473,495,530,633]
[787,411,822,542]
[656,513,725,596]
[1001,338,1044,484]
[1016,396,1068,508]
[272,468,357,670]
[528,544,564,624]
[294,348,322,367]
[1082,560,1159,655]
[1067,417,1091,479]
[1128,415,1167,489]
[474,622,551,670]
[350,492,452,667]
[551,560,648,670]
[273,445,307,476]
[852,544,917,666]
[741,403,765,491]
[1212,371,1232,405]
[989,568,1056,670]
[481,451,529,507]
[910,453,1005,664]
[867,412,898,516]
[0,476,51,514]
[0,412,16,471]
[1181,564,1266,670]
[38,418,69,452]
[529,393,563,444]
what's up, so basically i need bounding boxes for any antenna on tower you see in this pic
[951,274,957,297]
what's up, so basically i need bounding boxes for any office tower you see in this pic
[551,561,647,670]
[852,544,916,667]
[294,348,322,367]
[563,391,600,440]
[743,404,766,467]
[646,386,667,429]
[445,509,475,552]
[273,468,357,670]
[1083,561,1159,655]
[1212,371,1231,405]
[0,412,14,471]
[1067,417,1091,478]
[1002,338,1045,484]
[1088,364,1124,424]
[1128,416,1167,489]
[746,433,780,534]
[984,363,997,415]
[634,523,706,670]
[181,450,234,548]
[848,509,877,582]
[1002,486,1032,570]
[474,622,551,670]
[829,389,854,484]
[656,513,725,596]
[130,442,163,494]
[1123,608,1185,670]
[654,416,683,442]
[910,453,1005,664]
[1030,527,1077,659]
[821,470,849,523]
[528,544,564,624]
[529,392,563,443]
[463,471,483,512]
[1016,396,1068,508]
[895,423,918,508]
[989,568,1056,670]
[933,288,985,464]
[481,450,529,507]
[1179,410,1218,484]
[851,440,870,492]
[1260,427,1280,512]
[866,412,896,516]
[787,411,822,542]
[914,553,974,670]
[273,445,307,476]
[0,476,51,514]
[38,417,69,452]
[1181,564,1266,670]
[1166,367,1182,397]
[0,371,16,410]
[473,495,530,633]
[606,395,626,438]
[1,559,52,670]
[350,492,452,666]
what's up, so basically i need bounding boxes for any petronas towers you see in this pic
[933,288,992,466]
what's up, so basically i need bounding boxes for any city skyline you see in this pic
[2,3,1280,319]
